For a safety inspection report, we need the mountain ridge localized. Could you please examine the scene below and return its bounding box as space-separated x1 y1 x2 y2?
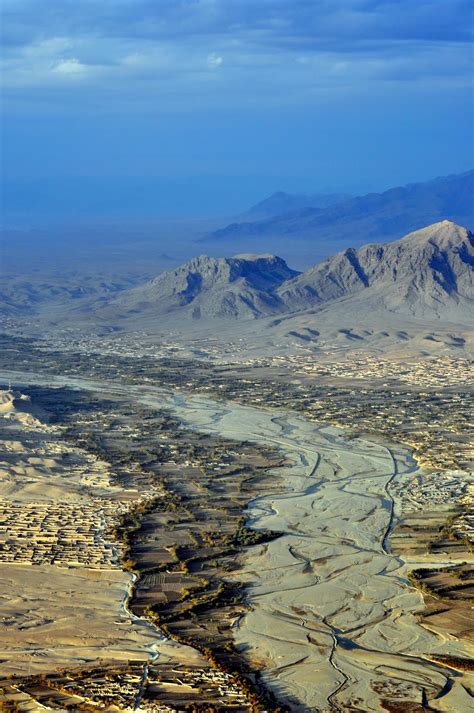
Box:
87 220 473 326
277 221 474 319
242 190 352 220
206 170 474 249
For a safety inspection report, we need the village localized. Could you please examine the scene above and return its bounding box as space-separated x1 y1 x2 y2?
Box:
268 351 473 387
0 500 121 569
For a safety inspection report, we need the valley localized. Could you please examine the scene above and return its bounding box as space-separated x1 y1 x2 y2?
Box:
2 1 473 709
0 322 472 711
0 210 473 712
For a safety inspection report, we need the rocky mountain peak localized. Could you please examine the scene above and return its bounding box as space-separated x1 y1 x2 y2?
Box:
90 221 473 325
398 220 472 248
111 252 298 320
278 221 474 316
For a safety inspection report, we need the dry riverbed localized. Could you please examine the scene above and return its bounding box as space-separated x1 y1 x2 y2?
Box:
164 393 474 712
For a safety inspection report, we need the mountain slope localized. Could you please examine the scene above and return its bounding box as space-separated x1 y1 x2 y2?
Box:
98 254 299 321
277 221 474 318
243 191 352 220
87 221 473 328
0 273 145 318
207 170 474 248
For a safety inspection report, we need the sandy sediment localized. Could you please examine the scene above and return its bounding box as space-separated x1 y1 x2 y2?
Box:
0 563 155 676
163 394 474 712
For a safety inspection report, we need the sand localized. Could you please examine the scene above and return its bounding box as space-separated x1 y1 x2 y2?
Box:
0 564 156 676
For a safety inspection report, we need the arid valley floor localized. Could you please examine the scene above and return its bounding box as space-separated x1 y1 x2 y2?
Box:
0 328 472 712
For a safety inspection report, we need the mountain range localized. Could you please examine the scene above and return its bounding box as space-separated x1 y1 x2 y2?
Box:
242 191 352 220
92 221 473 326
206 170 474 250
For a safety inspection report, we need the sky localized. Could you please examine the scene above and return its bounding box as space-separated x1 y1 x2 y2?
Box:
1 0 473 223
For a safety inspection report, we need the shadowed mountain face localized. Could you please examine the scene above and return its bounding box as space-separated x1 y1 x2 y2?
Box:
104 253 300 320
93 221 473 324
208 170 474 248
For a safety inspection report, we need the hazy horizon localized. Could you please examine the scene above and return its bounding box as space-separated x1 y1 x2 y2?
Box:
1 0 473 227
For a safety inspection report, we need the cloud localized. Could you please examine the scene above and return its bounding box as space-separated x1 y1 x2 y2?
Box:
53 58 87 75
207 52 223 69
1 0 472 111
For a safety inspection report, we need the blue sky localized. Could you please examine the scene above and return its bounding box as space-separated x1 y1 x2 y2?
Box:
1 0 473 222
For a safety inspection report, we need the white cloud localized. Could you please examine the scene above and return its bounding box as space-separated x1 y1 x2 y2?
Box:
52 57 88 75
207 52 223 69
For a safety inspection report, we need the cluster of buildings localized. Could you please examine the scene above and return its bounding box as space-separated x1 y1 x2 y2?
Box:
454 489 474 544
0 500 121 569
63 669 142 708
390 470 472 512
390 471 474 512
268 353 472 387
146 666 250 710
390 469 474 546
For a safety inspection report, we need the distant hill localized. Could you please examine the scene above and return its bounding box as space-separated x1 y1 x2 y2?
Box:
207 170 474 248
242 190 352 220
0 273 146 318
